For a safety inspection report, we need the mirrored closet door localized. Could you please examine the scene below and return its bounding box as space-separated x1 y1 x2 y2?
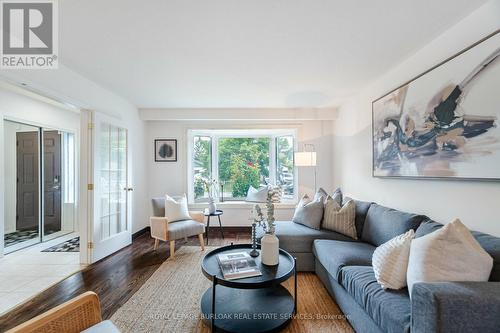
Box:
3 120 76 253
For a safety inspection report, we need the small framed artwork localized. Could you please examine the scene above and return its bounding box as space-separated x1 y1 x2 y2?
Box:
155 139 177 162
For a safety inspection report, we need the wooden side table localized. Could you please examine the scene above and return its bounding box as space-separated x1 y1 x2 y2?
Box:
204 209 224 245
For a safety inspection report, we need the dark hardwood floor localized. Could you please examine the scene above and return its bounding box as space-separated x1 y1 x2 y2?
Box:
0 227 251 332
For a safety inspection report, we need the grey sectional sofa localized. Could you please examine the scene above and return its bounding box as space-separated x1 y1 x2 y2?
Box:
260 199 500 333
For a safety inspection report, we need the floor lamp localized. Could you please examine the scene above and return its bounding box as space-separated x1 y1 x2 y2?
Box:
294 144 317 192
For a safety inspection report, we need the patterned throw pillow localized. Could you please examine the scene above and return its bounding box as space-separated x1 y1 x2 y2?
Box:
322 197 357 239
314 187 329 202
314 187 342 206
292 195 324 230
372 229 415 290
332 187 343 205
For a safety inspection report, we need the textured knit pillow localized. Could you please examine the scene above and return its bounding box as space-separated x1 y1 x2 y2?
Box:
292 195 324 230
322 198 357 239
407 219 493 296
164 194 191 222
372 229 415 289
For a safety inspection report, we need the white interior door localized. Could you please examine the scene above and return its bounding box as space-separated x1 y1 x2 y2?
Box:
90 112 131 262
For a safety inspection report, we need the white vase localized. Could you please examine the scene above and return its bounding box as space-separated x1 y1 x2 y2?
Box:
261 233 279 266
208 197 216 214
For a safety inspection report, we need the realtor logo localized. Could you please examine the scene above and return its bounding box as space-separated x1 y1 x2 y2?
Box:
1 0 58 69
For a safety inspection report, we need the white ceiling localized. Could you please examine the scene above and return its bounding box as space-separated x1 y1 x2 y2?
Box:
59 0 487 108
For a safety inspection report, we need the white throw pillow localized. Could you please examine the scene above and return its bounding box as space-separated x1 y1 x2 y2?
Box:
372 229 415 290
322 198 357 239
245 186 269 203
407 219 493 296
164 194 191 222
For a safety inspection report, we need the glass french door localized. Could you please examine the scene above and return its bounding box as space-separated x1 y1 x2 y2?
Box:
91 114 131 262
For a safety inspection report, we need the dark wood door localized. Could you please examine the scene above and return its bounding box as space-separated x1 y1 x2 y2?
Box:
16 131 40 231
43 131 62 235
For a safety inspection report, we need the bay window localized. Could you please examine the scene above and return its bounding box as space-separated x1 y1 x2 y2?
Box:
188 129 297 203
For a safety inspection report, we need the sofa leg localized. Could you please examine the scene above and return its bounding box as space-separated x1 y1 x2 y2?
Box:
154 239 159 250
170 240 175 258
198 234 205 251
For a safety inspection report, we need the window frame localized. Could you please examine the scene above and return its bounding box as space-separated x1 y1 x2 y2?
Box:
187 129 298 204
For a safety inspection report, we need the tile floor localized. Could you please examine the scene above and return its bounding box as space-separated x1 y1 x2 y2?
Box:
0 233 86 315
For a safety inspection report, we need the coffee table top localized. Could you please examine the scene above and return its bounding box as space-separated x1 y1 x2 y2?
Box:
201 244 295 289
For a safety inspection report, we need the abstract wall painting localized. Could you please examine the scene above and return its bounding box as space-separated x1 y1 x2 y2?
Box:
155 139 177 162
373 30 500 180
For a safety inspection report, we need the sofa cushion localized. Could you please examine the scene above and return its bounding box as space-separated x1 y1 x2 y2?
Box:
340 266 411 333
414 219 442 238
152 197 165 217
258 221 357 254
313 239 375 282
351 199 373 239
416 219 500 282
168 220 205 239
361 204 425 246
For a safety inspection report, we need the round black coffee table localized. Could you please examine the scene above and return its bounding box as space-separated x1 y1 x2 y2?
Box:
201 243 297 333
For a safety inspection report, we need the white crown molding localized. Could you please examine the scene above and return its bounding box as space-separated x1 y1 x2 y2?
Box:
139 108 338 121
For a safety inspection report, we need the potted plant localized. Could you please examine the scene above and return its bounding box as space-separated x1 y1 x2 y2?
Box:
202 178 218 214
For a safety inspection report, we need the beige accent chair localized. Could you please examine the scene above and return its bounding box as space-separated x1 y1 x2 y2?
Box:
7 292 120 333
150 197 205 257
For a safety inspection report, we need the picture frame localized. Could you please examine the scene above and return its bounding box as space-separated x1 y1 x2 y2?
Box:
155 139 177 162
372 29 500 181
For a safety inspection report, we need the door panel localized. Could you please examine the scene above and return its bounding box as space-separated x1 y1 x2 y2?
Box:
90 113 131 263
16 132 40 231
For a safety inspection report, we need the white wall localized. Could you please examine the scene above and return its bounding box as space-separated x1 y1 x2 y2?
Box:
333 0 500 235
145 118 335 226
0 65 149 236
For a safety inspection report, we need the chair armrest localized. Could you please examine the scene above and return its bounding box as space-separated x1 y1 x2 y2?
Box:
411 281 500 333
150 216 169 241
7 291 102 333
189 211 205 224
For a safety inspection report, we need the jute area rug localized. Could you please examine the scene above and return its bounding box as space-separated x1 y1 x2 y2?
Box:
111 246 353 333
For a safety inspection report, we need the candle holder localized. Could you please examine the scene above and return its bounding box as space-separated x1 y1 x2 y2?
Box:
249 221 260 257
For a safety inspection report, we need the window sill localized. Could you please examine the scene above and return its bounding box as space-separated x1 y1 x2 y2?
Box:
189 201 297 210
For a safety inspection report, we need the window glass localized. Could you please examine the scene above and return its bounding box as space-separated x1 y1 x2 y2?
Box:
193 136 212 202
218 137 270 200
189 131 296 203
276 135 295 199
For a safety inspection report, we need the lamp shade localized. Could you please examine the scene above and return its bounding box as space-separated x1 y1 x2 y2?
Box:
294 151 316 167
